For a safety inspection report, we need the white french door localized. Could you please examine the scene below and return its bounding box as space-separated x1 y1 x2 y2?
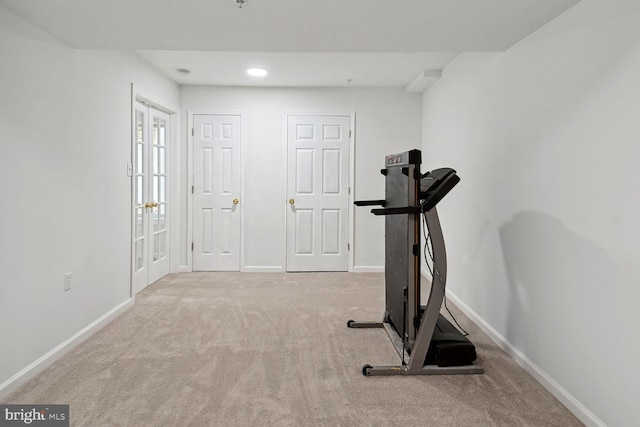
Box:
286 114 351 272
132 101 171 294
192 114 242 271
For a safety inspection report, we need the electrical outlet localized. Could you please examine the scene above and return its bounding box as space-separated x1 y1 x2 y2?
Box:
64 273 72 291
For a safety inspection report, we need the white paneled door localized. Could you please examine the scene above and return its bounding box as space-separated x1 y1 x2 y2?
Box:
132 101 171 294
193 114 241 271
286 115 351 271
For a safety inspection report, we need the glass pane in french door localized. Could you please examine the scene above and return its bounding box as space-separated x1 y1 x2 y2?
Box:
134 108 146 272
151 114 168 263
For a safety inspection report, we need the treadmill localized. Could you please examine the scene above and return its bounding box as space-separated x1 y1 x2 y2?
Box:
348 149 483 376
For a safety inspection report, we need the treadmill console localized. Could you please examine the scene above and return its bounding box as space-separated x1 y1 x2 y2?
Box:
385 149 421 168
420 168 460 211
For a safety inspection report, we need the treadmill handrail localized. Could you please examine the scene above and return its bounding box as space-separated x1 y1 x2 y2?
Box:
354 200 386 207
371 206 421 216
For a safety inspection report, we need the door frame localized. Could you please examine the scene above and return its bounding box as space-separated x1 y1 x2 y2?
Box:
130 84 180 298
187 110 246 272
283 112 356 272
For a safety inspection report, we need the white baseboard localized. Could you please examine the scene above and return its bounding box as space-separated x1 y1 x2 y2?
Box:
242 266 285 273
445 290 605 427
352 266 384 273
0 298 134 400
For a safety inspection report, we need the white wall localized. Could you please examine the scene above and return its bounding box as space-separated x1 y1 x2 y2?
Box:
421 1 640 426
0 6 179 392
180 86 422 271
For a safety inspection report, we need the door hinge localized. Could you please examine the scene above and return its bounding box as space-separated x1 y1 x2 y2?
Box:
348 187 351 195
192 185 194 194
192 128 194 136
348 243 351 251
191 242 194 251
349 130 352 138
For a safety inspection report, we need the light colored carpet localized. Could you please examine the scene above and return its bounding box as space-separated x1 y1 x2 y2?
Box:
3 273 583 426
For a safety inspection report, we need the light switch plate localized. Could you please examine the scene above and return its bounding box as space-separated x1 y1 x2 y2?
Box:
64 273 72 291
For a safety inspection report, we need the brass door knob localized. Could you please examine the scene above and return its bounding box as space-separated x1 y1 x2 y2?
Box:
288 198 295 205
233 198 239 205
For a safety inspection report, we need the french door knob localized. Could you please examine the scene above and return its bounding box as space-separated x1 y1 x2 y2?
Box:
233 198 239 205
288 198 295 205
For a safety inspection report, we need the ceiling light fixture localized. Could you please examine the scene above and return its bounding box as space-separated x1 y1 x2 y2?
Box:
177 68 191 75
247 68 268 77
234 0 247 8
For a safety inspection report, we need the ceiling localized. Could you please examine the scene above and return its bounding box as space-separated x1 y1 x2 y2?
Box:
0 0 581 89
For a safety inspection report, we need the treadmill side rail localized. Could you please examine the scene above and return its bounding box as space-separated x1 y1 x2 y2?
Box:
363 364 484 376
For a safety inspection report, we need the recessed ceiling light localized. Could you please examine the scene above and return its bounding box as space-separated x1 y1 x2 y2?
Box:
177 68 191 75
247 68 268 77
